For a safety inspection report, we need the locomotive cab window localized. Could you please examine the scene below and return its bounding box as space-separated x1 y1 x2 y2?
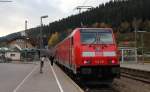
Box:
81 32 96 44
80 29 114 44
98 32 113 44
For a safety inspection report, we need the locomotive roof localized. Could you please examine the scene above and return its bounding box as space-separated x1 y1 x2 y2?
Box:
79 28 112 30
69 28 112 37
55 28 113 48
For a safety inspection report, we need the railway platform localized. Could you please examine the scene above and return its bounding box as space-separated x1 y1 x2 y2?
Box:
17 60 84 92
121 63 150 72
0 59 83 92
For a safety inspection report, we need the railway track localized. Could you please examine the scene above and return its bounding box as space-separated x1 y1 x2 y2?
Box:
121 67 150 84
81 84 117 92
69 75 119 92
72 67 150 92
121 72 150 84
78 67 150 92
57 64 118 92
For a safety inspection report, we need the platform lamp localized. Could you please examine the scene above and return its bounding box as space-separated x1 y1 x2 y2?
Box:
25 20 28 48
40 15 48 55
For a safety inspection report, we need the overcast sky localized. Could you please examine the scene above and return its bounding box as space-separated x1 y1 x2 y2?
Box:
0 0 110 37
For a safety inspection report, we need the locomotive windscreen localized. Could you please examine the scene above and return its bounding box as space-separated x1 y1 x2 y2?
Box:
80 29 113 44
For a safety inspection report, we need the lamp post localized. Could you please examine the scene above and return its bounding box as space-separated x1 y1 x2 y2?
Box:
24 20 28 62
40 15 48 50
25 20 28 48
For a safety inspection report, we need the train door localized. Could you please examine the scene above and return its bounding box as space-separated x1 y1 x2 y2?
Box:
69 37 73 69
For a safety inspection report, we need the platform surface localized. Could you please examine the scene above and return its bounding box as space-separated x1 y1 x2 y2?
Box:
0 60 83 92
121 63 150 72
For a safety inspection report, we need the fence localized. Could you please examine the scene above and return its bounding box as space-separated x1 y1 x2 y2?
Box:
119 47 137 63
21 49 40 62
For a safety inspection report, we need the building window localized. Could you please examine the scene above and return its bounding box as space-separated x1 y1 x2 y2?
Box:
11 54 15 57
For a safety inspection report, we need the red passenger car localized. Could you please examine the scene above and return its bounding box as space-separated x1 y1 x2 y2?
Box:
54 28 120 82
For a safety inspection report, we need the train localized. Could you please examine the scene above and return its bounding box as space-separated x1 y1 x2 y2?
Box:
54 28 120 83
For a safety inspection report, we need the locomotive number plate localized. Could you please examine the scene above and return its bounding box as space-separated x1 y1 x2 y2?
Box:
95 52 102 56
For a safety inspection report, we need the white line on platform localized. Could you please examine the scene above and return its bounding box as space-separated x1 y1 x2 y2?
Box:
49 61 64 92
59 68 84 92
13 65 38 92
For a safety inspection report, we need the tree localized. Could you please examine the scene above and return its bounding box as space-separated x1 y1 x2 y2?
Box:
120 21 130 32
48 32 60 47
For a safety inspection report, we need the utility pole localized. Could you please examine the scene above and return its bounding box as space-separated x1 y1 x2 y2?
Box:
75 6 93 27
134 18 138 63
137 31 146 64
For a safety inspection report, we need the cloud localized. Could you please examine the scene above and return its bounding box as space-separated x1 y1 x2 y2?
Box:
0 0 65 36
0 0 110 37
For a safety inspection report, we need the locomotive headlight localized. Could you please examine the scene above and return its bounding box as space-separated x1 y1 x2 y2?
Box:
108 59 117 64
83 60 91 64
112 60 116 64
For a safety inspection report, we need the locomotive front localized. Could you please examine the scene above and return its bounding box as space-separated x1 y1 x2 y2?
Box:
76 28 120 80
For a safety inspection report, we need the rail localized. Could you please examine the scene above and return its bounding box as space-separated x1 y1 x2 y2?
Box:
121 67 150 84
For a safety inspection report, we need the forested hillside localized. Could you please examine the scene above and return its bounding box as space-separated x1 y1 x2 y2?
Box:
1 0 150 48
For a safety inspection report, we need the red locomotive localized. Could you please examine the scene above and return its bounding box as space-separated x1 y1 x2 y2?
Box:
54 28 120 82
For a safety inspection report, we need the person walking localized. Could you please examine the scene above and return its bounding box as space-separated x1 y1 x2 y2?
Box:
49 55 54 66
40 56 46 73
